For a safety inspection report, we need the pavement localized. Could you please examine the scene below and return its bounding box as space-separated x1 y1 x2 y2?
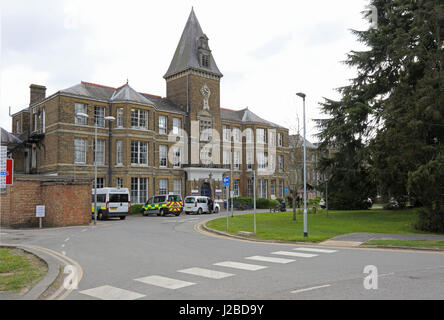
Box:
1 210 444 300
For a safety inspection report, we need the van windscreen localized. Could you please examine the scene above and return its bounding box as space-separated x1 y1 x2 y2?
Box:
168 195 182 202
109 194 129 203
185 197 196 203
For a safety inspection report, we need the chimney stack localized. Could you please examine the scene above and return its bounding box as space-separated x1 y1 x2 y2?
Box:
29 84 47 106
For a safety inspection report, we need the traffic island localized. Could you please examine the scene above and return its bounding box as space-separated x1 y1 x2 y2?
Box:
0 247 48 298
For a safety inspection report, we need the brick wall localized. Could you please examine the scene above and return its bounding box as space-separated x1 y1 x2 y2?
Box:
0 175 93 228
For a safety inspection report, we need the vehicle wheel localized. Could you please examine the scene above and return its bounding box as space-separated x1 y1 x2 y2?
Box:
160 209 166 217
98 212 104 220
214 207 219 214
120 216 126 220
175 212 180 217
198 208 203 215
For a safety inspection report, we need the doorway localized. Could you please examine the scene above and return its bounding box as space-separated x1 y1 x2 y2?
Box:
201 182 212 197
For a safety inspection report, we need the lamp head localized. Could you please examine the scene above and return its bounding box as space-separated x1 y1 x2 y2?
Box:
296 92 306 99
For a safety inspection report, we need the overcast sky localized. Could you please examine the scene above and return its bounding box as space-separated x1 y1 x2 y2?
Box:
0 0 370 141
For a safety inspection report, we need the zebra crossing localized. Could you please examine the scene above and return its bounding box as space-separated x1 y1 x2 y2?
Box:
79 247 338 300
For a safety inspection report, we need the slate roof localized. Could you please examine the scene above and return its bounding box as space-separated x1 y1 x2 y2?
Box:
1 128 23 145
220 108 286 129
60 81 185 115
290 134 316 149
164 8 223 79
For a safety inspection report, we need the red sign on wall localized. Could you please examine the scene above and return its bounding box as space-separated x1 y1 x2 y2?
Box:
6 159 13 185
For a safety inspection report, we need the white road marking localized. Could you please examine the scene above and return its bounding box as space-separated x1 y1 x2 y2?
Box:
65 238 70 242
245 256 295 264
291 284 331 294
178 267 234 279
293 248 338 254
61 244 65 248
272 251 318 258
81 229 87 233
135 275 195 290
80 285 145 300
214 261 268 271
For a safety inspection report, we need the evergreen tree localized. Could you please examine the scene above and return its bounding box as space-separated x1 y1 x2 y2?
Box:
316 0 443 220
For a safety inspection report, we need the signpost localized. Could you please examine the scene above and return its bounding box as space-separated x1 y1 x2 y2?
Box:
36 205 45 229
223 177 230 231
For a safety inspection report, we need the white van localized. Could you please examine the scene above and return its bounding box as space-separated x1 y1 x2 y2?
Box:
184 196 220 215
92 188 131 220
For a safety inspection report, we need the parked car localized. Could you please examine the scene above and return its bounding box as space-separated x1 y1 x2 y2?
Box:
142 194 183 216
91 188 130 220
184 196 220 215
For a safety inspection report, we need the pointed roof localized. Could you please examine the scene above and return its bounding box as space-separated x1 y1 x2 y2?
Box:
59 81 185 114
221 108 286 129
110 83 155 105
164 8 223 79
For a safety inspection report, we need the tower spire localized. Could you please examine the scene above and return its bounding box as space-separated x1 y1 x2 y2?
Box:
164 8 223 79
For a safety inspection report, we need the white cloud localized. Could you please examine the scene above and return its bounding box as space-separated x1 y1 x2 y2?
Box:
0 0 372 140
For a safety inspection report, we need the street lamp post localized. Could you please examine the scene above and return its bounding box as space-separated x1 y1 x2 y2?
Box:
76 112 115 226
296 93 308 238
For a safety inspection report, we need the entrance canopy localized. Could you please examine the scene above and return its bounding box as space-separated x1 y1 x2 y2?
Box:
183 167 227 181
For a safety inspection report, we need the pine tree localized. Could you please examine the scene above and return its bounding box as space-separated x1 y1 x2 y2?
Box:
316 0 443 220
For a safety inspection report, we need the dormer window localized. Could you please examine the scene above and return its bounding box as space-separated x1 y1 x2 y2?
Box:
198 34 211 68
201 54 210 68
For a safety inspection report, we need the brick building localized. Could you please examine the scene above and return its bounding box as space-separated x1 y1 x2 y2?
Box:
9 9 290 204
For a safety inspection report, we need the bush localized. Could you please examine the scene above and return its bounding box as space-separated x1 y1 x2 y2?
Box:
255 198 269 209
415 207 444 233
130 204 144 214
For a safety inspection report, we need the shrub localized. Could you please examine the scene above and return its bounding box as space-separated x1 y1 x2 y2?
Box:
130 204 144 215
415 207 444 233
255 198 269 209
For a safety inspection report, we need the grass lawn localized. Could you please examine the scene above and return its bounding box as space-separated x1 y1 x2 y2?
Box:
205 209 441 243
0 247 48 294
363 239 444 250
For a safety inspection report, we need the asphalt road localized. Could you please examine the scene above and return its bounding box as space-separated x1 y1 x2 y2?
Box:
1 212 444 300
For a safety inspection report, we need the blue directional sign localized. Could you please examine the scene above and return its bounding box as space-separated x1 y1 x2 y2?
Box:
284 188 290 195
223 177 230 187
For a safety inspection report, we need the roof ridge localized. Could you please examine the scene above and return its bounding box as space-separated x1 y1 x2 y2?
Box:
140 92 163 99
81 81 116 91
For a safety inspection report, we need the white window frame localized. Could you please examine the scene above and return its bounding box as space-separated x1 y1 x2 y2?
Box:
75 103 87 125
94 140 105 165
116 140 123 165
159 116 167 135
159 145 168 168
279 155 284 172
117 108 124 128
233 151 240 170
173 147 181 168
94 106 105 128
173 118 181 135
74 138 87 164
257 128 267 144
223 125 231 142
246 151 254 170
278 133 283 147
159 179 168 195
131 141 148 165
174 179 182 195
131 177 148 204
131 108 148 130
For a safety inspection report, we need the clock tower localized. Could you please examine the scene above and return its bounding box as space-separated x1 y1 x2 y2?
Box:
164 8 226 196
